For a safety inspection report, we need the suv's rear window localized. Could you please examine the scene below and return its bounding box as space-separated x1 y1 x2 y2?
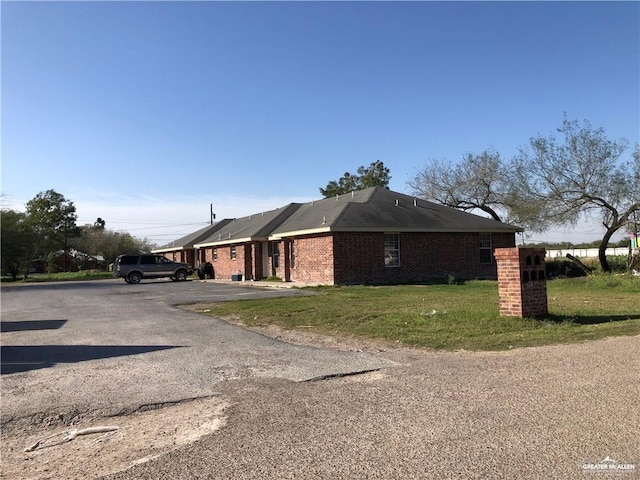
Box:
119 256 138 265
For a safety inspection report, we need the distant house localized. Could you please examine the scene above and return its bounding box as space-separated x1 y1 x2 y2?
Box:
31 250 106 273
155 187 522 285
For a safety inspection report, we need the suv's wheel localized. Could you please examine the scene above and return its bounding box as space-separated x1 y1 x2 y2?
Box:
175 269 188 281
128 272 142 284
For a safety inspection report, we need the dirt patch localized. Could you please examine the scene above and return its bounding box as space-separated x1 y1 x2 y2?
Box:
1 396 228 480
181 303 405 354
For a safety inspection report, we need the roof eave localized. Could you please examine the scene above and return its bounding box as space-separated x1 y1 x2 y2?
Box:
271 225 522 238
152 246 187 253
194 236 268 248
268 226 332 240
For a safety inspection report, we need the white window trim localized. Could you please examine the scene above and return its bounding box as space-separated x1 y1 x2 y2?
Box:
384 233 401 268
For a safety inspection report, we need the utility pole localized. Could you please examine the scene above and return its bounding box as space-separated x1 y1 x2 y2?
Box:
210 204 216 224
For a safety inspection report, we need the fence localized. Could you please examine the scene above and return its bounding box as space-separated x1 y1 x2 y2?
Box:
545 247 630 259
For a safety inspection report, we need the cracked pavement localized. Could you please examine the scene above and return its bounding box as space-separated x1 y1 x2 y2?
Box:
1 279 397 422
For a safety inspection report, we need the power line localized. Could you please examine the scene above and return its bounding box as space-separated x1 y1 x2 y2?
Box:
77 219 209 230
111 223 210 232
77 217 209 226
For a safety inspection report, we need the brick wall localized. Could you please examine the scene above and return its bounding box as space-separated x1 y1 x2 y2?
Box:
288 231 515 285
495 247 548 318
193 231 517 285
160 249 196 269
205 244 248 280
330 231 515 284
288 235 335 284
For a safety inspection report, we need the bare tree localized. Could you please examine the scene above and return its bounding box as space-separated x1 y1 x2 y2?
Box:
408 116 638 272
408 150 515 223
513 117 639 272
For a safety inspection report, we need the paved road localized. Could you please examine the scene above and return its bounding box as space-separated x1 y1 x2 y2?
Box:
1 279 395 421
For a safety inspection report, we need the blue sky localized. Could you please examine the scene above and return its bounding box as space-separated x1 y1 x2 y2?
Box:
2 1 639 245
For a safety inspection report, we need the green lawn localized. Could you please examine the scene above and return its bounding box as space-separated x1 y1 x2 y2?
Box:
1 270 114 283
194 276 640 351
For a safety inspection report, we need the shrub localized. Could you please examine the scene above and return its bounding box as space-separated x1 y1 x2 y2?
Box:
545 259 587 278
584 272 640 292
264 276 283 282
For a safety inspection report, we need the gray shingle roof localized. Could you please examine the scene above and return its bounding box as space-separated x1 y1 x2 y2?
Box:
194 203 302 247
270 187 522 237
153 220 233 252
179 187 521 249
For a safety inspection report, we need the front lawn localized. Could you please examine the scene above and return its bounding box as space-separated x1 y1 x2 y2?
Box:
194 276 640 351
1 270 114 283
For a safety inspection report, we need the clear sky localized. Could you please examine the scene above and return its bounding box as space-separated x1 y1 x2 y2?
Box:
2 1 639 246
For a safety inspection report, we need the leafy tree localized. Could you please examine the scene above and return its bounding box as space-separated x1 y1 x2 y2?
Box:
70 225 154 267
25 190 81 272
71 218 109 263
358 160 391 189
1 210 33 279
97 230 154 265
513 117 639 272
3 191 157 276
320 160 391 197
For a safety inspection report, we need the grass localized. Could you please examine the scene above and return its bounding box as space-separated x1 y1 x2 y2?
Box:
1 270 114 283
196 276 640 351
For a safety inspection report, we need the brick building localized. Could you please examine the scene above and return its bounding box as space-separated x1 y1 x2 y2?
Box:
152 221 232 269
154 187 522 285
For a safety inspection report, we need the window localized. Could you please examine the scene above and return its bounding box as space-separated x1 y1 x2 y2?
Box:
213 248 218 261
384 233 400 267
271 242 280 268
140 255 156 265
230 246 236 260
479 233 493 264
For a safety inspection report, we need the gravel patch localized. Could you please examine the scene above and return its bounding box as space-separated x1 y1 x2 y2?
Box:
102 334 640 480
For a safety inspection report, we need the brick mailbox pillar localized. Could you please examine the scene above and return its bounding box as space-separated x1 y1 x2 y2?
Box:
494 247 548 318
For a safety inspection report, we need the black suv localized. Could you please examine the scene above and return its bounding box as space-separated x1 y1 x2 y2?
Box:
113 254 192 284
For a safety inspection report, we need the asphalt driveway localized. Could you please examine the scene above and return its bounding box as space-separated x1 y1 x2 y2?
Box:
2 279 639 479
1 279 395 421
